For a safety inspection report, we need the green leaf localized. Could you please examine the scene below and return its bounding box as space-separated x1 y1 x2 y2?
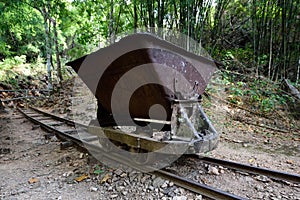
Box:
93 169 104 175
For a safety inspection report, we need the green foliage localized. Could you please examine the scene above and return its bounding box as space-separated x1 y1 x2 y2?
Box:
0 55 46 87
220 72 292 113
0 0 299 87
0 55 26 70
93 165 104 175
0 1 44 59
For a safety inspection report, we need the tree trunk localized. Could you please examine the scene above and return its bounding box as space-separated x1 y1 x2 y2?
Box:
268 19 273 79
109 0 114 44
147 0 154 27
252 0 257 74
133 0 138 30
297 59 300 84
52 18 62 86
42 8 52 90
157 0 164 28
281 0 287 79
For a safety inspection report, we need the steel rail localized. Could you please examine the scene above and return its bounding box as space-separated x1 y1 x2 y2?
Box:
28 106 88 128
84 140 246 200
0 89 51 92
18 106 247 200
152 169 246 200
17 107 87 145
1 96 48 102
82 142 246 200
0 89 51 102
190 155 300 184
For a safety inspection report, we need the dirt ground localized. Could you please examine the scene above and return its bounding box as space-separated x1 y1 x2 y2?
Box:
0 103 299 200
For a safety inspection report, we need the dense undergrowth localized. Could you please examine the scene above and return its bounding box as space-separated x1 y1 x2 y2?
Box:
207 70 299 119
0 56 69 108
0 55 48 89
226 72 296 112
0 55 73 90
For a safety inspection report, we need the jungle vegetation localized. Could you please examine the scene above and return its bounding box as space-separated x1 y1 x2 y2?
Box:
0 0 299 86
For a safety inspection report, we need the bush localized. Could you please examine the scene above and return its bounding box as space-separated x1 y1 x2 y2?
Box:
219 71 292 113
0 55 46 88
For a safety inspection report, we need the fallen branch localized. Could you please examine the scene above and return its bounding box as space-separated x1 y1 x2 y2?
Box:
283 79 300 100
233 116 290 133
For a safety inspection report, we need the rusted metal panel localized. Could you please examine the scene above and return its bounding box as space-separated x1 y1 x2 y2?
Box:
67 33 216 122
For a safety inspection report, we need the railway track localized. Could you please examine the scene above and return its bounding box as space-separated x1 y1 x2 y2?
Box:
18 106 300 200
189 155 300 184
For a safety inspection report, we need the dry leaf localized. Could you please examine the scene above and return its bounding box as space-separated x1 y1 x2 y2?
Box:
201 178 208 184
18 103 25 108
286 160 294 164
100 174 111 184
28 177 39 184
75 174 89 182
2 92 8 97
